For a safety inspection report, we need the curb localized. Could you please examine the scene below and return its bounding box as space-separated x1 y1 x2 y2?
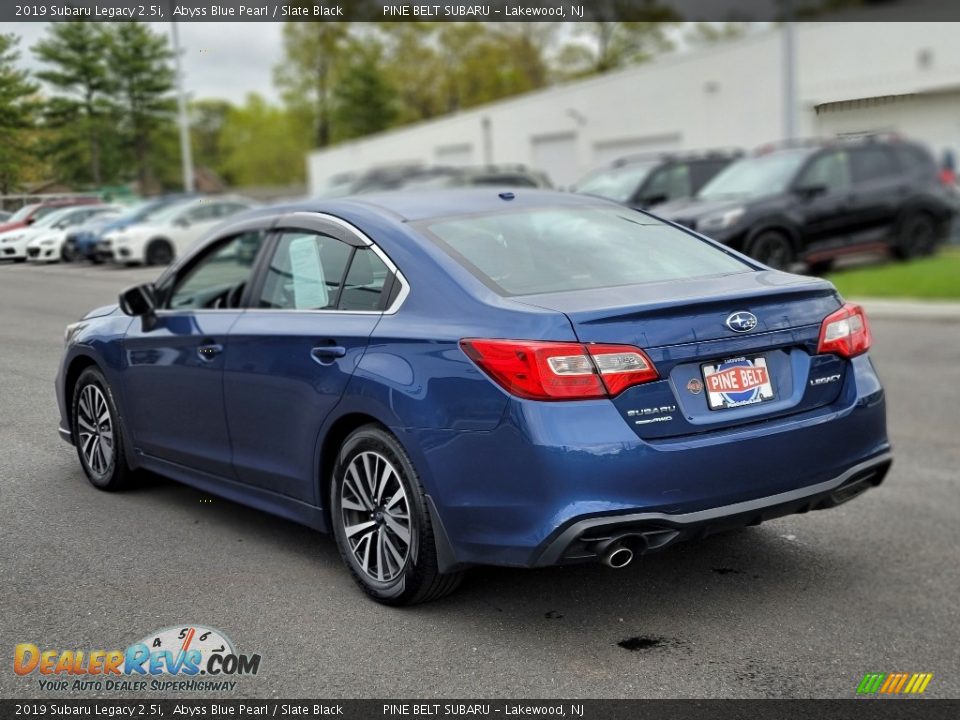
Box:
852 298 960 322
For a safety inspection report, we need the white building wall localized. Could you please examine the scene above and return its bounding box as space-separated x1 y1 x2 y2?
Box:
307 22 960 193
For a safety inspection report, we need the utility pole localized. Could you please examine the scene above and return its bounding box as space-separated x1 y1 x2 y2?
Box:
170 19 195 193
782 0 798 141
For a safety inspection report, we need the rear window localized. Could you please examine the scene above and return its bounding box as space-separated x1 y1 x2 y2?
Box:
422 205 751 297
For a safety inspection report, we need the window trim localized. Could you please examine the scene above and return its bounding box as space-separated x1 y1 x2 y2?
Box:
151 211 409 316
246 212 409 316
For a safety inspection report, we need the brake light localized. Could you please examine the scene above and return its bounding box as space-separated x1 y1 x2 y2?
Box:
460 339 658 400
817 303 871 358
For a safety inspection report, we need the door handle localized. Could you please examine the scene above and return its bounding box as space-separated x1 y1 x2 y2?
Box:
197 343 223 361
311 345 347 364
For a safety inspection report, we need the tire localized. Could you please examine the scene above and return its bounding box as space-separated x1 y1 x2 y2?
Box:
71 367 136 491
62 244 77 262
746 231 795 271
145 239 174 266
893 212 937 260
330 425 463 605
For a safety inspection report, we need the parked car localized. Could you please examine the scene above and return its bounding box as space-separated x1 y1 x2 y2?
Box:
656 136 957 271
319 165 551 197
395 165 553 191
0 197 101 238
573 150 741 209
66 193 199 263
26 206 124 263
1 204 109 262
98 196 257 265
65 194 198 263
57 189 890 605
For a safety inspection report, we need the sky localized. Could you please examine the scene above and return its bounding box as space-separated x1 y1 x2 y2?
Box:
12 22 287 105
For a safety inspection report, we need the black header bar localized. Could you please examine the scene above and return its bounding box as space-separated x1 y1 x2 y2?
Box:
2 699 960 719
4 0 960 23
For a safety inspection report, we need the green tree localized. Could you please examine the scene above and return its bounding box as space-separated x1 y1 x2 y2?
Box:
331 41 396 142
274 21 352 148
379 22 552 123
219 93 310 187
378 23 445 124
562 22 676 76
33 22 115 186
106 22 175 192
0 33 39 194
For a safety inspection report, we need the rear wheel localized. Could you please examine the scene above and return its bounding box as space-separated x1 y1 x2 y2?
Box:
747 231 794 271
893 212 937 260
71 367 136 491
145 239 174 266
330 425 463 605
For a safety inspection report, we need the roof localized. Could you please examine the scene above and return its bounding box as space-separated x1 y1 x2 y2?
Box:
316 188 610 223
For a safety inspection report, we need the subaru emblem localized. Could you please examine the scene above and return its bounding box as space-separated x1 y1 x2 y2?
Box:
725 311 758 333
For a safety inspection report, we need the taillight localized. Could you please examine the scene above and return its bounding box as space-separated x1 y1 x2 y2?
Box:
817 303 871 358
459 339 658 400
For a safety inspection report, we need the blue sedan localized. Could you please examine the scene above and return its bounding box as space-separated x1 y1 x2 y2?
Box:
55 190 891 604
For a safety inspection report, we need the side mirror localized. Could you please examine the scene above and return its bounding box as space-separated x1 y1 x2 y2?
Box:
640 193 668 207
119 283 157 317
795 183 827 200
25 217 35 225
175 217 190 228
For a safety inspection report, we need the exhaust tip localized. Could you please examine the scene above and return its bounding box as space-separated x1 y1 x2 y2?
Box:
603 546 634 569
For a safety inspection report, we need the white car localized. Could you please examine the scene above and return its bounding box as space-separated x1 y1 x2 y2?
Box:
1 205 114 262
26 206 123 263
101 196 257 265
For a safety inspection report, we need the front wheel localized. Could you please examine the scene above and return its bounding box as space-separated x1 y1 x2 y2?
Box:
330 425 463 605
71 367 136 491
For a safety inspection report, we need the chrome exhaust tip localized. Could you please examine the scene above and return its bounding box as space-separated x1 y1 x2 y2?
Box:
602 545 634 569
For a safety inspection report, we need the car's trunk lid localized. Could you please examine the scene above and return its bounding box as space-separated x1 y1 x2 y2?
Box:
514 270 846 439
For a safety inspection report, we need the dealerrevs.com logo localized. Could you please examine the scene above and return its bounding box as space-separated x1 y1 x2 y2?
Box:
14 625 261 692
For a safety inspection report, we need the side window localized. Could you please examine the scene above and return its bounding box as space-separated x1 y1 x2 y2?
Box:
184 204 218 223
690 161 729 192
642 164 691 201
798 151 850 193
851 147 900 183
259 232 353 310
167 231 265 310
339 248 391 311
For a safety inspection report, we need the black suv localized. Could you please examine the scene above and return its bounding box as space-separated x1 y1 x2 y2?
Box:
572 150 741 209
656 137 956 271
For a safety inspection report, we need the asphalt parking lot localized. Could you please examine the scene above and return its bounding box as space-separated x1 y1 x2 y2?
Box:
1 260 958 699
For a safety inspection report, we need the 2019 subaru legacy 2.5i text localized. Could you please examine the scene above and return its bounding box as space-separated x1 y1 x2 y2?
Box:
56 190 891 604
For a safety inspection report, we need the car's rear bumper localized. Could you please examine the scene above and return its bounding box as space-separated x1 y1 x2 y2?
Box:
532 451 891 566
400 353 890 570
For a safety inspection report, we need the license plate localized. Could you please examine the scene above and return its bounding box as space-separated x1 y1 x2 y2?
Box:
701 355 775 410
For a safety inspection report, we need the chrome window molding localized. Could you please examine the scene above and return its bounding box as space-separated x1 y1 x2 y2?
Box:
155 211 410 317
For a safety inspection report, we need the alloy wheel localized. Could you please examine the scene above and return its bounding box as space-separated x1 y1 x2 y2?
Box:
77 384 114 476
340 451 412 582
